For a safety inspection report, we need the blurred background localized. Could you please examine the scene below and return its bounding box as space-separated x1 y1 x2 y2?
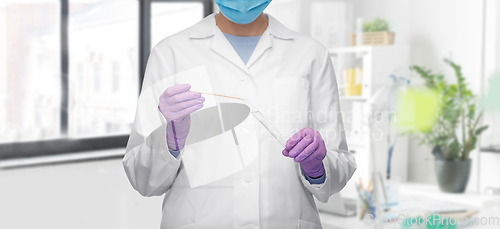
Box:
0 0 499 228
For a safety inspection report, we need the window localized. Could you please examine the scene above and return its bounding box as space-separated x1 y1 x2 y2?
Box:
0 0 61 144
68 0 139 138
0 0 213 160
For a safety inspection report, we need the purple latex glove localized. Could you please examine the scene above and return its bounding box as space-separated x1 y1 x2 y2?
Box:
282 127 327 178
158 84 205 151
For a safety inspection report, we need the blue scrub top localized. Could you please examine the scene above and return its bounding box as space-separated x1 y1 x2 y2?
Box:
223 33 261 65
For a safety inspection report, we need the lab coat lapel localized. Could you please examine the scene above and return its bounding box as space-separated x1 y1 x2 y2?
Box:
246 29 272 68
210 27 251 75
246 14 294 68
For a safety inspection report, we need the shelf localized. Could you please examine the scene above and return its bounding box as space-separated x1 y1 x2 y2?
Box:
339 96 367 101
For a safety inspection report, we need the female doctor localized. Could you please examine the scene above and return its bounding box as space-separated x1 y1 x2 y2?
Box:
123 0 356 228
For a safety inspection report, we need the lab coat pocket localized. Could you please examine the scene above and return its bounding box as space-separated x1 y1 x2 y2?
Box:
272 77 310 138
298 219 323 229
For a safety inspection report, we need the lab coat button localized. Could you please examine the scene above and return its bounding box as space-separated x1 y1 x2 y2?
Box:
244 174 253 183
243 78 251 84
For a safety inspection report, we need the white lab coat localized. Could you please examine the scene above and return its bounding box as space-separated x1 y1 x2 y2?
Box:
123 13 356 229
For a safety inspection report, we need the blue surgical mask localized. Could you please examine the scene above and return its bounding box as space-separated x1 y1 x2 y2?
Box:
215 0 272 24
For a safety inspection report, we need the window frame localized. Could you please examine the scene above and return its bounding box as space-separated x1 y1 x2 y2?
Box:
0 0 213 161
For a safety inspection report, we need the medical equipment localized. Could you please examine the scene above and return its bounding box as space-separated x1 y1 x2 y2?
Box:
363 75 410 216
192 90 352 155
386 75 410 179
215 0 272 24
192 91 287 147
250 101 352 154
246 101 288 148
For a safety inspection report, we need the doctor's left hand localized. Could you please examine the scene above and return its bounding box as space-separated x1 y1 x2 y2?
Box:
158 84 205 151
282 128 327 178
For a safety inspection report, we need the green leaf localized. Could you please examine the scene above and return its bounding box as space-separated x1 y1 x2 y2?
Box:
363 18 389 32
475 126 489 136
467 104 476 120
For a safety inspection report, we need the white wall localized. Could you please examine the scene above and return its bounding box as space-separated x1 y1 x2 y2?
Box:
498 0 500 71
0 3 6 138
496 0 500 72
265 0 303 34
0 155 163 229
484 0 498 80
409 0 484 92
480 0 500 192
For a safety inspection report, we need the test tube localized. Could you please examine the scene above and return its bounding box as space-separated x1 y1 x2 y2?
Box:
244 100 353 154
244 100 287 148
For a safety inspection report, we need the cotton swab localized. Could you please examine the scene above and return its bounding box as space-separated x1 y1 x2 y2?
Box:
190 90 244 100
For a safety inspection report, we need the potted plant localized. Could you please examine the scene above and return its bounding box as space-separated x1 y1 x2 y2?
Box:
351 18 395 46
409 59 488 193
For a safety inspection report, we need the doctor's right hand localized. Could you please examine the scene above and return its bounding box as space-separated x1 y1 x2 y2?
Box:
158 84 205 151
